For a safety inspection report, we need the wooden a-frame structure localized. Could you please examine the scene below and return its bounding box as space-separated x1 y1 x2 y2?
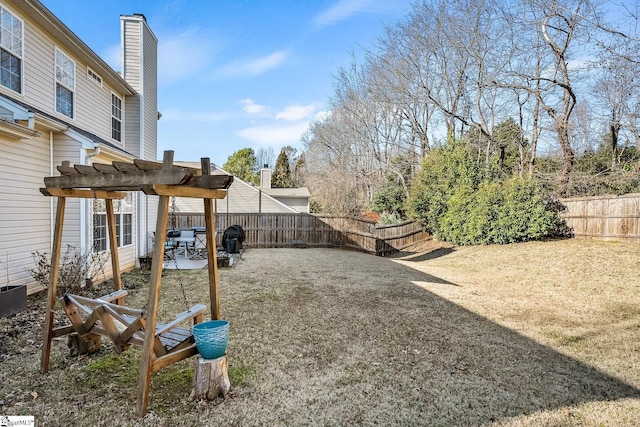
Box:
39 150 233 416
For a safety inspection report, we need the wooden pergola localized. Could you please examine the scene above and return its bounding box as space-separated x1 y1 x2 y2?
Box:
39 150 232 416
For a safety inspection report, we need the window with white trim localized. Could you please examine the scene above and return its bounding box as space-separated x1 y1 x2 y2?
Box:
111 93 122 141
92 193 133 252
0 6 23 93
55 49 74 117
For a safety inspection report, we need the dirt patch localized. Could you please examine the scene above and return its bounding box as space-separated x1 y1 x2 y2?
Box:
1 240 639 426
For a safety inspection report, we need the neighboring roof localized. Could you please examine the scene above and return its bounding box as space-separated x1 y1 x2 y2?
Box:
11 0 136 96
172 163 299 213
262 187 311 198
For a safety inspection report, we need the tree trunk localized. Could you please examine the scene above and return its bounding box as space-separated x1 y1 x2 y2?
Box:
191 356 231 401
556 119 575 197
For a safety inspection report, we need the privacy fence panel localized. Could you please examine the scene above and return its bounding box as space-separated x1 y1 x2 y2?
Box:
561 193 640 242
172 212 430 256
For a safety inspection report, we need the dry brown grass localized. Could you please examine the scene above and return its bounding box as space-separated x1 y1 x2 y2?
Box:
1 238 639 426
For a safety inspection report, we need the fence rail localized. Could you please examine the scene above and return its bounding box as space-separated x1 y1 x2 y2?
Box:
170 213 430 256
561 193 640 242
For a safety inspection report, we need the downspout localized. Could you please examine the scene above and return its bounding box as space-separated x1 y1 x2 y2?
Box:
82 145 101 256
49 131 54 250
138 22 145 262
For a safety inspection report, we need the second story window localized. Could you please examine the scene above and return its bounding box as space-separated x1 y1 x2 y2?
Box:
55 49 74 118
111 94 122 141
0 6 23 93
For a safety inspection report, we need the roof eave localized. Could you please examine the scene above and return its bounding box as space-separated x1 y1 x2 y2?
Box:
13 0 136 96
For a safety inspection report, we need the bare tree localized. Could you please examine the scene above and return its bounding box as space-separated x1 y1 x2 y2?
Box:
255 147 275 170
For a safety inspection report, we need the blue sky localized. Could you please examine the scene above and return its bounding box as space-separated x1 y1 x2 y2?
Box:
41 0 413 166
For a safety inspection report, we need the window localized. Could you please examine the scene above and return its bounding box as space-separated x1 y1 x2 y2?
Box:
111 94 122 141
92 193 133 252
87 68 102 86
0 6 22 93
93 200 107 252
55 49 74 117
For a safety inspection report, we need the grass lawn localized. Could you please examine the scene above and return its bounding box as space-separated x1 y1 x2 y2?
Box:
1 238 639 426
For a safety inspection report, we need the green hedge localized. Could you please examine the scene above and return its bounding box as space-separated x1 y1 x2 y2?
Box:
408 143 564 245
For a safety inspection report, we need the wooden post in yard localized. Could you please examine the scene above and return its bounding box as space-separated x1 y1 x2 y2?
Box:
41 196 66 373
136 151 173 416
105 198 123 303
202 157 220 320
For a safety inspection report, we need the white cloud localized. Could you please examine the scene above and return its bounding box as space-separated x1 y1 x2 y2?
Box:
240 98 267 114
220 50 290 77
313 0 378 28
275 104 316 121
158 28 217 84
237 122 310 146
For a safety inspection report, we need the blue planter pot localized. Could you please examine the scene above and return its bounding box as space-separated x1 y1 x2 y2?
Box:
193 320 229 359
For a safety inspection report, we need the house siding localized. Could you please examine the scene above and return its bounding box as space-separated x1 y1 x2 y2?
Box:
52 134 81 250
0 3 159 293
0 3 121 145
142 22 157 161
175 178 297 214
0 130 51 293
123 17 141 158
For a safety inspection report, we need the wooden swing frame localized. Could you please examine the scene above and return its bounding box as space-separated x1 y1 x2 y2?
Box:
39 150 232 416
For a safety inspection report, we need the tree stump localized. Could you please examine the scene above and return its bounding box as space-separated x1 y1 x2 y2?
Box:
191 356 230 400
67 333 101 355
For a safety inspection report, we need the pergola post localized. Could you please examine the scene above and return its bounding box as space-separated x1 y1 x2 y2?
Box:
202 158 220 320
136 151 173 416
40 196 66 373
105 199 123 303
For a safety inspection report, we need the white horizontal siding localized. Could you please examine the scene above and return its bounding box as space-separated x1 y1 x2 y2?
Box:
174 181 296 214
0 5 126 145
142 23 157 161
0 132 51 293
52 134 81 249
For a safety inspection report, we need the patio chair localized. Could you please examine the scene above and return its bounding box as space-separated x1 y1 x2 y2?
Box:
190 229 207 260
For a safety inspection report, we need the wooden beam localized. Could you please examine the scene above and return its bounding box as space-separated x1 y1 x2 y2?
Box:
154 304 207 336
52 325 76 337
112 161 140 172
133 159 163 170
152 344 199 372
93 163 118 174
145 185 227 199
74 164 101 174
57 160 78 175
137 150 173 417
189 174 234 189
202 158 221 320
41 196 66 373
44 168 194 190
39 188 127 199
106 199 123 296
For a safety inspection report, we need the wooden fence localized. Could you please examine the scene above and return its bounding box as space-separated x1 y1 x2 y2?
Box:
171 213 430 256
560 193 640 242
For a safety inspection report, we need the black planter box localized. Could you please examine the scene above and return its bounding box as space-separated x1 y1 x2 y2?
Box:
0 285 27 318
